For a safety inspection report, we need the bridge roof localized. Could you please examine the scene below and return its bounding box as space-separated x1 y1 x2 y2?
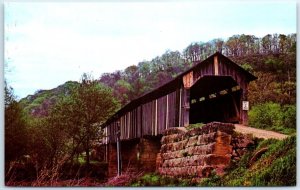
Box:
102 52 257 128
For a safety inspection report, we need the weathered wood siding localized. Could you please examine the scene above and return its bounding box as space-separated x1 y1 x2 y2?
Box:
106 89 185 143
104 53 256 143
192 55 248 88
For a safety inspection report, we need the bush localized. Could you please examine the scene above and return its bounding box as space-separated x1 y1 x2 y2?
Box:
249 102 296 135
130 173 195 187
210 135 296 186
187 123 205 130
282 105 296 130
199 170 221 186
249 102 281 129
141 174 160 186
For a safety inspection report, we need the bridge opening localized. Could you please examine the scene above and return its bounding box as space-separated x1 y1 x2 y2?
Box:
189 75 241 124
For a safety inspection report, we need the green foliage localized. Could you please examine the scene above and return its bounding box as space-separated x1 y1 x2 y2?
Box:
282 105 296 130
130 173 196 187
187 123 205 130
249 102 296 135
141 174 160 186
46 74 120 166
7 33 297 184
249 102 281 129
198 136 296 186
199 170 221 186
265 58 283 72
5 83 28 162
7 75 120 177
19 81 80 117
240 63 253 72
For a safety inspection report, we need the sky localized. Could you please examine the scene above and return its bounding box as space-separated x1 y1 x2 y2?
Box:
4 1 296 99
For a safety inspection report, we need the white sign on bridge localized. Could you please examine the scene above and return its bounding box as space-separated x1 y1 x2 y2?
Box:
242 101 249 111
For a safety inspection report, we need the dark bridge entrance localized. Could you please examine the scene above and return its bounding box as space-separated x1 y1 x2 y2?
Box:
189 75 241 124
103 52 257 177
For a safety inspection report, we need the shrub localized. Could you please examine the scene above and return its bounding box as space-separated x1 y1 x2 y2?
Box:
282 105 296 130
249 102 296 135
130 173 195 187
241 63 253 72
141 173 160 186
187 123 205 130
209 135 296 186
199 170 221 186
249 102 281 129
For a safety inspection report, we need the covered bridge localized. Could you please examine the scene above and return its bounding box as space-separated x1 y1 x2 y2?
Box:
101 52 256 176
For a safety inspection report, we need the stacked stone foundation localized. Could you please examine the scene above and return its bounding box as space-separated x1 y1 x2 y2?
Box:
107 122 254 178
158 122 235 178
108 136 161 177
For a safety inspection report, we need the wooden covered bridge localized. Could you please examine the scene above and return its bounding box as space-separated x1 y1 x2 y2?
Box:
101 52 257 176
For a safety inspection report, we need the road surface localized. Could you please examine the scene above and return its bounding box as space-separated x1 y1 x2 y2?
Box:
234 124 288 140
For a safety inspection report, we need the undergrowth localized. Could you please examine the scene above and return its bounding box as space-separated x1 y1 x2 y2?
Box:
129 135 296 187
130 173 196 187
249 102 296 135
186 123 205 130
198 135 296 186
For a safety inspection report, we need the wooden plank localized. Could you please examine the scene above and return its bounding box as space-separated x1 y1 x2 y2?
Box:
140 105 143 137
183 88 190 127
132 109 135 138
241 83 249 125
155 99 158 136
179 88 182 127
127 112 130 139
214 55 219 75
183 71 193 89
165 94 169 129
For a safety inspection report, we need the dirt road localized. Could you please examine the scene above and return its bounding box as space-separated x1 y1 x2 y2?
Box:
234 124 288 140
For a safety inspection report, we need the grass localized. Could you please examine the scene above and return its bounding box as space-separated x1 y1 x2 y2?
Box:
130 173 196 187
129 135 296 187
198 135 296 186
186 123 205 130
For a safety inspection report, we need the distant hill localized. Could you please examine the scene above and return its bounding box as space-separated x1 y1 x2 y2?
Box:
19 33 296 118
19 52 296 118
19 81 79 117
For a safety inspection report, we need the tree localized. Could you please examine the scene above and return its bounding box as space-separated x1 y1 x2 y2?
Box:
113 79 132 106
48 74 120 167
5 82 28 162
261 34 272 54
225 35 240 56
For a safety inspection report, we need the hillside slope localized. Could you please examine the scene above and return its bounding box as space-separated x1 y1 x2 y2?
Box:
127 135 296 187
200 135 296 186
19 81 79 117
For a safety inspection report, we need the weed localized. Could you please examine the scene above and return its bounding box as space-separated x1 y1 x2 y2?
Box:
187 123 205 130
211 135 296 186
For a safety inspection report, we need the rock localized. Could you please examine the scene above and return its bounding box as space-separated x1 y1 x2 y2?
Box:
201 166 214 177
187 136 198 147
163 127 187 136
204 154 231 166
213 143 233 156
197 132 216 145
216 131 232 145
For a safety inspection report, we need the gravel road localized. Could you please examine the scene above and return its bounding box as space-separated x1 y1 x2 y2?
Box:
234 124 288 140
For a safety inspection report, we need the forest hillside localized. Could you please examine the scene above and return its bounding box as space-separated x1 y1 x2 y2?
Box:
5 33 296 186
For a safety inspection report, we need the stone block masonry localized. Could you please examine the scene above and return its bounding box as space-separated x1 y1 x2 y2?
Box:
108 136 161 177
158 122 251 178
107 122 253 178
